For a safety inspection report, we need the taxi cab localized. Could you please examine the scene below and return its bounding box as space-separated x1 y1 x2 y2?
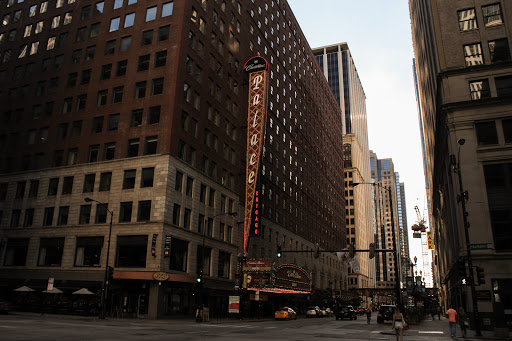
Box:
275 307 297 320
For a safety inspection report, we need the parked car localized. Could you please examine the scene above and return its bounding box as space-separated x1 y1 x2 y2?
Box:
306 306 321 318
321 307 333 317
275 307 297 320
377 305 397 324
357 307 366 315
0 300 13 314
335 305 357 320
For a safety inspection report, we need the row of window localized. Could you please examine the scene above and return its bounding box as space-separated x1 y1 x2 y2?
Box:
4 235 232 279
474 117 512 146
457 3 503 32
464 38 510 67
108 2 173 33
470 75 512 101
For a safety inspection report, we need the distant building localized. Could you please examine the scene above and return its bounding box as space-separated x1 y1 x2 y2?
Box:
410 0 512 324
396 175 412 287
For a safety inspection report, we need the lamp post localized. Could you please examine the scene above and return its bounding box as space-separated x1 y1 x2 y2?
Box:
352 182 401 308
197 211 238 322
452 138 482 336
84 197 113 320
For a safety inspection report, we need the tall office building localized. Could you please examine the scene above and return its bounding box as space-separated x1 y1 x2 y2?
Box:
395 175 411 287
410 0 512 325
313 43 374 305
0 0 346 319
369 151 401 305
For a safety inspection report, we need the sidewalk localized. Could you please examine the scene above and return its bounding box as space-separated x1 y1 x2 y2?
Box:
408 316 510 340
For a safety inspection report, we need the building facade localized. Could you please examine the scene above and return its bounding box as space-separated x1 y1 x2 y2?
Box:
396 176 411 287
0 0 346 319
312 43 374 306
410 0 512 329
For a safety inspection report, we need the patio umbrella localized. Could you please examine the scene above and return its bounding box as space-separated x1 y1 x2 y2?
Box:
13 286 35 292
72 288 95 295
42 287 63 294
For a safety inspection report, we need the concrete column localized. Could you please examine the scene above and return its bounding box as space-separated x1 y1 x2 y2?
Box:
147 281 163 319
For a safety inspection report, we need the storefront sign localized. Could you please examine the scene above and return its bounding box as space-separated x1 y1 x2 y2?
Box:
245 272 271 287
152 272 169 281
228 296 240 313
476 290 492 300
243 56 269 253
164 235 171 257
273 264 311 292
470 243 489 250
151 234 158 257
427 231 433 249
243 259 271 272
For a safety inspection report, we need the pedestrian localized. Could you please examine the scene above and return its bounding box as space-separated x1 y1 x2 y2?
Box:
446 306 458 338
366 308 372 324
459 307 468 338
430 306 436 320
437 306 441 320
392 308 404 341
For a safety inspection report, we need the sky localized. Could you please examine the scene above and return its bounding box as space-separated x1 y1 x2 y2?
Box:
287 0 431 284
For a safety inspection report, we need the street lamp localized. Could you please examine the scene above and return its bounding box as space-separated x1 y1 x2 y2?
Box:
452 138 482 336
352 182 401 308
84 197 113 320
197 211 238 322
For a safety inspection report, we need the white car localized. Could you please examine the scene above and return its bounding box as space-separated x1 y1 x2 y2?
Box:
306 306 320 318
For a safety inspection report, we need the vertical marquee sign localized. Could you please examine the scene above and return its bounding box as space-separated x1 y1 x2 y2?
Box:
243 56 269 253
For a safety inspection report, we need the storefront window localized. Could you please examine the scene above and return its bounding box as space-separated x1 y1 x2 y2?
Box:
116 235 147 267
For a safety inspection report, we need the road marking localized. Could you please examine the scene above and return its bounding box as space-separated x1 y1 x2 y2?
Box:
419 331 444 334
0 325 17 329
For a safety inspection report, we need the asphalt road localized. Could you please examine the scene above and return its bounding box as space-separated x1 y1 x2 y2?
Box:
0 313 470 341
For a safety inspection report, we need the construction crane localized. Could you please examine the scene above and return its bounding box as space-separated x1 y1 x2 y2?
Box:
411 205 427 233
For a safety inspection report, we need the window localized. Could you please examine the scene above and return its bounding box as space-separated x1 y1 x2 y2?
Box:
184 208 191 229
110 17 121 32
112 86 124 103
475 121 498 146
146 6 157 22
113 0 123 10
97 90 108 106
57 206 69 225
10 210 21 227
151 77 164 95
116 60 127 76
62 176 73 195
83 174 96 193
119 35 131 51
0 184 7 200
127 138 140 157
144 136 158 155
92 116 104 133
141 30 153 45
71 49 81 63
162 2 173 17
218 251 230 278
489 38 510 63
105 39 115 55
155 50 167 67
38 238 64 266
130 109 143 126
100 64 112 80
124 13 135 27
137 200 151 221
81 5 91 19
496 76 512 97
90 23 100 37
67 148 78 165
23 209 34 227
172 204 181 225
79 204 91 224
95 203 108 223
15 181 26 199
464 43 484 66
158 25 170 41
76 26 86 41
458 8 477 31
169 238 188 272
94 1 104 15
134 81 146 98
175 171 183 191
77 94 87 110
28 180 39 198
200 184 206 203
482 4 503 27
141 167 154 188
42 207 54 226
138 54 150 71
208 188 215 207
196 245 211 276
186 177 193 197
3 239 29 266
123 169 136 189
99 172 112 191
67 72 78 87
74 237 103 267
116 235 147 267
48 178 59 196
503 118 512 144
469 80 490 100
108 113 119 131
104 142 116 160
119 202 132 222
84 46 96 61
148 106 161 124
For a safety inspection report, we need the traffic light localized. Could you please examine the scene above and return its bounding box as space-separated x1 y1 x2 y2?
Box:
313 243 320 258
476 266 485 285
348 244 355 258
369 243 375 259
277 245 282 258
107 266 114 280
457 259 466 278
196 270 203 283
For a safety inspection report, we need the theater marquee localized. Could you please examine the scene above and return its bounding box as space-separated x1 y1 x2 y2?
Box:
243 56 269 253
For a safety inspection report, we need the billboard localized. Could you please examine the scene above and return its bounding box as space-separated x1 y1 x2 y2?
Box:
243 56 269 253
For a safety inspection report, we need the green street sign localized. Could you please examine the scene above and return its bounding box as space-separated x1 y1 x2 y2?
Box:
470 244 489 250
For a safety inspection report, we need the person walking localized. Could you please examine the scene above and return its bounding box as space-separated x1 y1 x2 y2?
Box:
446 306 458 338
459 307 468 338
366 308 372 324
392 308 404 341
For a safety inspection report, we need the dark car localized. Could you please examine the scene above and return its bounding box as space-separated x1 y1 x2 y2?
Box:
0 300 14 314
377 305 396 324
335 305 357 320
